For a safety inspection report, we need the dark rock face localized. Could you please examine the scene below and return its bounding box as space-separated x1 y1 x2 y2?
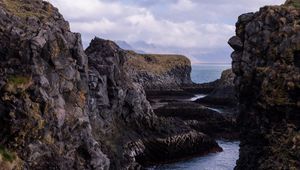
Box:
196 69 236 106
85 38 222 169
155 101 238 139
0 1 223 169
182 79 220 94
0 0 109 169
231 5 300 170
124 51 193 93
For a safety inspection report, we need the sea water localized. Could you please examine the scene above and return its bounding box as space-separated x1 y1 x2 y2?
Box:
151 140 240 170
191 64 231 84
149 64 240 170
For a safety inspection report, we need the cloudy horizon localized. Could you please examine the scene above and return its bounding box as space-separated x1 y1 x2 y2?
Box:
48 0 284 63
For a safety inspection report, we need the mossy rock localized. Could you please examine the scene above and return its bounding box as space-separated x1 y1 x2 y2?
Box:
0 146 16 162
2 0 53 19
125 51 191 75
4 75 32 94
284 0 300 8
0 145 23 170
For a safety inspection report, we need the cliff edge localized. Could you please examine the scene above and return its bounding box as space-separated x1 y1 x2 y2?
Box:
124 51 193 91
230 3 300 170
0 0 109 169
0 1 222 169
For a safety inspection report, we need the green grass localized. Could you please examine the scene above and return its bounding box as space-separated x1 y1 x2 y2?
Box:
285 0 300 8
2 0 53 19
0 145 16 162
4 75 32 94
125 51 191 74
7 75 31 86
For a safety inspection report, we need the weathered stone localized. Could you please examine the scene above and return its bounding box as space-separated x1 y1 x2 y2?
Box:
197 69 236 106
86 38 222 169
124 51 193 92
231 4 300 170
228 36 243 50
0 1 110 169
238 13 255 23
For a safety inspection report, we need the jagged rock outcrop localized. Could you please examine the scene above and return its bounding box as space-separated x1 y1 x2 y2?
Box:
0 0 109 169
86 38 222 169
124 51 193 92
230 4 300 170
196 69 236 106
0 1 222 169
154 101 238 139
124 51 223 97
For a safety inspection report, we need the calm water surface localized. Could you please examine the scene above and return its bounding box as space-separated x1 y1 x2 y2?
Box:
191 64 231 83
149 64 239 170
150 140 240 170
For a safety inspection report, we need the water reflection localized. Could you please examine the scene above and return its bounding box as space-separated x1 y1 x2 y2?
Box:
149 140 240 170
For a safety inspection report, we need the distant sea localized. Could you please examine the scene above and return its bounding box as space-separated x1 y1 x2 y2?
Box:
191 64 231 84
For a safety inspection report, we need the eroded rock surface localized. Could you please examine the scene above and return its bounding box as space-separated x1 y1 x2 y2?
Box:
231 4 300 170
0 0 109 169
196 69 236 106
86 38 222 169
124 51 193 92
155 101 238 139
0 1 223 169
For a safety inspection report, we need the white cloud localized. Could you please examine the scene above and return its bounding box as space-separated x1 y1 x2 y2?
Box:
171 0 196 11
71 18 115 33
48 0 285 63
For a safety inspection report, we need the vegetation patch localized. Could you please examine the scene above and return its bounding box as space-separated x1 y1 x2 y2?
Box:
5 75 32 94
125 51 191 74
284 0 300 8
2 0 53 19
0 145 16 162
7 75 31 86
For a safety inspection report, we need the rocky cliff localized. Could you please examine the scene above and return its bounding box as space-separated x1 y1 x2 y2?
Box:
86 37 221 169
197 69 236 106
230 3 300 170
0 1 222 169
0 0 109 169
124 51 193 91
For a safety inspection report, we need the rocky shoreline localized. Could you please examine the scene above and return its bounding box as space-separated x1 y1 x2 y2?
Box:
1 0 298 169
147 70 239 141
0 1 232 168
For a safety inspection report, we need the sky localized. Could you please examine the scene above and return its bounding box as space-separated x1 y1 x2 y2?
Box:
48 0 284 63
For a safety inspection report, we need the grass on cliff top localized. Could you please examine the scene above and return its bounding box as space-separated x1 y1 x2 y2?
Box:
284 0 300 8
2 0 53 19
125 51 191 74
0 145 16 162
